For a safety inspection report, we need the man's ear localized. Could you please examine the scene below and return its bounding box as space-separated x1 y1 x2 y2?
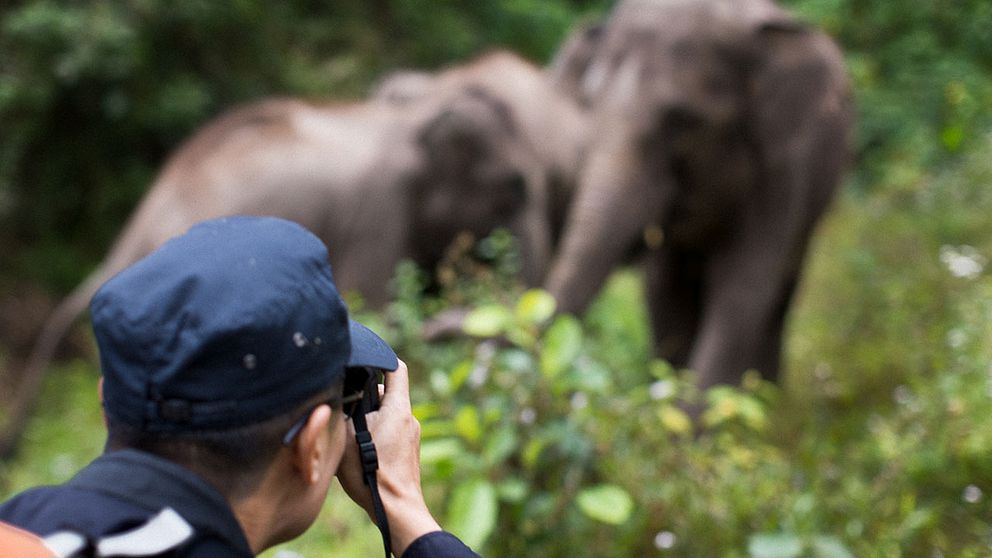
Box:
292 405 332 485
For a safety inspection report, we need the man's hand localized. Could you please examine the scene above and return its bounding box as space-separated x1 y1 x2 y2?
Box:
336 360 442 556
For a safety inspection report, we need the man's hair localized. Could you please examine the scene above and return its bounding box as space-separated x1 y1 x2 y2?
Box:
105 390 336 501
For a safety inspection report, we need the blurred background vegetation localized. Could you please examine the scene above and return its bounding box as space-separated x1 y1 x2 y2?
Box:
1 0 991 556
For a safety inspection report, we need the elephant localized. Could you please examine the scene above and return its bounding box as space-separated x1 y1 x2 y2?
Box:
544 0 855 397
0 64 565 457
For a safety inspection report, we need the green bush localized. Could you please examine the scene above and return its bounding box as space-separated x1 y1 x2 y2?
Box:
785 0 992 190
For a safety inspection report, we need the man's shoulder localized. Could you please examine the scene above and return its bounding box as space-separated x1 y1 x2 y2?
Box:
0 452 253 557
1 486 246 558
0 483 154 547
0 484 118 530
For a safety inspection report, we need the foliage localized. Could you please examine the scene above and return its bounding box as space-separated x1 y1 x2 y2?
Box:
784 0 992 189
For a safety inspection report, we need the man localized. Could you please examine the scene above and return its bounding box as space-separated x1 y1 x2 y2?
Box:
0 216 480 558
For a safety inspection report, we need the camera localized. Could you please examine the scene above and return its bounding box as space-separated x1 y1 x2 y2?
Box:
342 366 384 417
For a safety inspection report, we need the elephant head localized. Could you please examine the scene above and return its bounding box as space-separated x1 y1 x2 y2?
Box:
405 85 551 286
383 50 592 290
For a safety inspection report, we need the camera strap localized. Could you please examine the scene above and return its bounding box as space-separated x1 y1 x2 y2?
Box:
351 407 392 558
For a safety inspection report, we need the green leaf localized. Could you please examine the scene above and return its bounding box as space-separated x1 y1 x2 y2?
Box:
941 124 964 152
419 419 457 439
649 359 677 380
419 438 463 465
447 479 498 549
412 402 441 422
463 305 513 337
515 289 557 325
497 478 529 503
658 405 692 436
448 361 473 391
454 405 482 444
576 484 634 525
482 425 517 466
539 315 583 379
737 396 768 431
748 533 803 558
569 360 611 393
521 438 545 469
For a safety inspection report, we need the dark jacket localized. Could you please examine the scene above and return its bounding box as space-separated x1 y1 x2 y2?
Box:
0 449 479 558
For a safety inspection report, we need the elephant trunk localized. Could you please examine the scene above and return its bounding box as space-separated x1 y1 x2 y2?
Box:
545 136 668 315
511 169 553 287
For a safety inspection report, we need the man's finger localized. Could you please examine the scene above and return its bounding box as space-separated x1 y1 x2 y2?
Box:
382 360 411 411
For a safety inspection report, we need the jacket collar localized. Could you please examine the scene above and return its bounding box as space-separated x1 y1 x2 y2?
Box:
67 449 252 555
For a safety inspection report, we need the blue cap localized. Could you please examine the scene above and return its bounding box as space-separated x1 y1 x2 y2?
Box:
91 216 398 432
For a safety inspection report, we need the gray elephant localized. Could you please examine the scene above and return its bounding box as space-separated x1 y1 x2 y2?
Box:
545 0 855 395
1 65 562 456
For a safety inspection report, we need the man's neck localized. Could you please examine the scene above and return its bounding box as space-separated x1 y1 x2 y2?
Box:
231 493 277 555
229 459 312 554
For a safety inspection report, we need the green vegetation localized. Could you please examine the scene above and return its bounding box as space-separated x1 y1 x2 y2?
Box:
2 1 991 557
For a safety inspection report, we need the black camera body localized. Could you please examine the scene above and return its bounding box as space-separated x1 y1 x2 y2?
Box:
343 366 383 416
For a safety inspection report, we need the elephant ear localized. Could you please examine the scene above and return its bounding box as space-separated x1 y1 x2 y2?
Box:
547 21 607 103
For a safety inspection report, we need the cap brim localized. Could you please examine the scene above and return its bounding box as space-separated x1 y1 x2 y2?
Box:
347 320 398 371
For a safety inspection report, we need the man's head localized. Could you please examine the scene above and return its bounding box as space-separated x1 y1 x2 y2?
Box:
91 216 396 526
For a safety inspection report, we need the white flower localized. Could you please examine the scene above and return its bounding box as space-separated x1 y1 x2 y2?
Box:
939 245 986 279
963 484 983 504
649 380 676 400
654 531 676 550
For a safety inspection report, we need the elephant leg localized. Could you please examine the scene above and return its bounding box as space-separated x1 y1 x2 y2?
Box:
644 247 703 368
687 231 802 390
754 272 800 383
